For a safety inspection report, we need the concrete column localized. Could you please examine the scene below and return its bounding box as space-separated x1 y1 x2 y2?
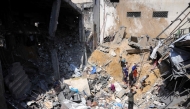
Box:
49 0 61 80
79 15 83 42
49 0 61 37
51 49 60 80
0 61 7 109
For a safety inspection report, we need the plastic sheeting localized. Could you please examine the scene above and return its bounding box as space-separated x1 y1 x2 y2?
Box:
70 64 82 77
169 33 190 78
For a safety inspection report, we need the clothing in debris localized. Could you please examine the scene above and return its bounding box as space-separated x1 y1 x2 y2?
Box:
128 90 137 109
110 84 115 92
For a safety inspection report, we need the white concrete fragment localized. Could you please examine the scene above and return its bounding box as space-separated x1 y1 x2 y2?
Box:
114 82 123 92
109 49 116 57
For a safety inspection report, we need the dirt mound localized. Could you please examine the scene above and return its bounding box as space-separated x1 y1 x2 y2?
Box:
88 46 161 101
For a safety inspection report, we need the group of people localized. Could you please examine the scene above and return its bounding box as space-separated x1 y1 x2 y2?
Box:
119 56 138 88
119 56 150 91
119 56 150 109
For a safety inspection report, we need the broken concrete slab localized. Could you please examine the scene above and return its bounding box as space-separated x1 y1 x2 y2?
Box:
64 78 91 96
127 35 152 54
58 91 66 104
116 89 126 99
112 26 126 44
126 47 149 54
114 82 123 92
128 35 150 49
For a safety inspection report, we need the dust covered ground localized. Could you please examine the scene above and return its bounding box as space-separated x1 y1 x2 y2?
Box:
88 39 161 101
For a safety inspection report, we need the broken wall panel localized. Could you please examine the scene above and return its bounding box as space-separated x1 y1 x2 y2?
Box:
112 26 126 44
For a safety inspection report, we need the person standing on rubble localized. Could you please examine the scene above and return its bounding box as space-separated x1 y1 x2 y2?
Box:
129 72 134 87
119 56 127 82
123 66 128 83
133 67 138 83
127 89 137 109
140 75 150 91
119 55 126 69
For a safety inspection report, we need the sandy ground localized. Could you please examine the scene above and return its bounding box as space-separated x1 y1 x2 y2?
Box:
88 39 161 101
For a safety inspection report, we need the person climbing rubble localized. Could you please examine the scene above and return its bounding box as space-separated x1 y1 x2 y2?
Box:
127 89 137 109
140 75 150 91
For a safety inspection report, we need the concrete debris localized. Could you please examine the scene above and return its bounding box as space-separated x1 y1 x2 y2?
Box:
153 100 166 106
97 44 110 53
116 89 127 99
126 47 149 54
114 82 123 92
44 101 53 109
27 101 35 106
64 78 91 96
109 49 117 57
128 35 150 49
112 26 126 44
127 35 152 54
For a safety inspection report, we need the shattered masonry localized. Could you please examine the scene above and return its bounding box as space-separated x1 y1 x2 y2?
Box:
0 0 190 109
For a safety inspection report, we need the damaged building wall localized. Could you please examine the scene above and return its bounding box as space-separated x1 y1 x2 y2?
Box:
97 0 190 44
71 0 95 51
93 0 100 50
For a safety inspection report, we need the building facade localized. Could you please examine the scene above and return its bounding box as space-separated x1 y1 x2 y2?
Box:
95 0 190 44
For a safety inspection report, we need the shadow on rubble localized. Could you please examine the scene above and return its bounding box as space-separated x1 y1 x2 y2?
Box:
4 32 89 108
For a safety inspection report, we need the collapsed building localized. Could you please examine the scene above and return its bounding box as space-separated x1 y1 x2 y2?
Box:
0 0 87 108
0 0 190 109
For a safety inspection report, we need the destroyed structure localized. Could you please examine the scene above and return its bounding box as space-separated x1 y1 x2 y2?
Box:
0 0 190 109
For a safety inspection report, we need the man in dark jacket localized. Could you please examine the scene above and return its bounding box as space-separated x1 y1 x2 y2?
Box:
128 89 136 109
129 72 134 87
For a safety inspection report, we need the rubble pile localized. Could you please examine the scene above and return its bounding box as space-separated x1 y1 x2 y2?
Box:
37 30 84 79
